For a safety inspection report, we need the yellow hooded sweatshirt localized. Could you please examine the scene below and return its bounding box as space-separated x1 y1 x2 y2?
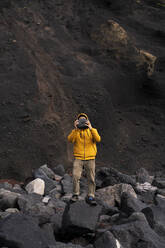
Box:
67 113 101 160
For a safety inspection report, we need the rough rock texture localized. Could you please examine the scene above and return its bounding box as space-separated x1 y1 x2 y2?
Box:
17 193 55 225
0 213 56 248
110 212 165 248
63 200 102 239
0 0 165 180
0 165 165 247
96 183 137 207
0 188 20 210
94 231 122 248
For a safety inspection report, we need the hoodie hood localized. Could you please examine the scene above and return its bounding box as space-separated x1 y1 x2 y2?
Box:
77 113 88 120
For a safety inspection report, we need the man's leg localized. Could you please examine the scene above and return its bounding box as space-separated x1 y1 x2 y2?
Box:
72 159 83 196
85 159 96 198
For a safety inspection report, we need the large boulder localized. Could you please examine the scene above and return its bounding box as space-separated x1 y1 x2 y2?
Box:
96 183 137 207
17 193 55 225
120 192 146 216
0 188 20 210
63 200 102 239
25 178 45 195
95 167 136 189
0 213 56 248
40 164 56 180
110 212 165 248
48 199 67 236
141 195 165 239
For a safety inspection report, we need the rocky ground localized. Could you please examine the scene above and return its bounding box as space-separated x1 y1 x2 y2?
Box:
0 0 165 180
0 164 165 247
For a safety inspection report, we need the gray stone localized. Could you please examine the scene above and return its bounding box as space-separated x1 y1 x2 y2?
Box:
63 200 102 239
135 182 157 204
49 199 66 235
120 192 146 216
17 193 55 225
40 164 55 179
53 164 65 176
96 183 137 207
0 188 20 210
136 167 153 184
110 212 165 248
96 167 136 189
61 174 73 195
0 213 55 247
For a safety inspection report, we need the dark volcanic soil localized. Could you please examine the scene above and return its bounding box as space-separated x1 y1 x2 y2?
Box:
0 0 165 180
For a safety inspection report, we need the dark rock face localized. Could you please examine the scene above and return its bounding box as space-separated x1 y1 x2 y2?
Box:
63 200 102 239
0 0 165 180
120 192 146 216
153 178 165 189
49 199 67 236
0 213 56 248
96 167 136 189
110 212 165 248
94 231 120 248
17 193 55 225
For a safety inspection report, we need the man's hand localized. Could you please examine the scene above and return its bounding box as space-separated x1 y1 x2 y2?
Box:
86 120 92 130
74 119 79 129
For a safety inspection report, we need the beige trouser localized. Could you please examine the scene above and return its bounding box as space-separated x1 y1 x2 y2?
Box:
72 158 96 198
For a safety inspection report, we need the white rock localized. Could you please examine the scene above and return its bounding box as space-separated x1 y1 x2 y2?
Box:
25 178 45 195
5 208 19 213
42 196 51 203
136 182 157 192
116 239 122 248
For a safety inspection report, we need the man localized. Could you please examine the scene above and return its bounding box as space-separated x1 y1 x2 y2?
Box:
67 113 101 205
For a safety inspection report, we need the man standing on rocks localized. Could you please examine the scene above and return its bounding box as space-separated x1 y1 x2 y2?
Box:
68 113 101 205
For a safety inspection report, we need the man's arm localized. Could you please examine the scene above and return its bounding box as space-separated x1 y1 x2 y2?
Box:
67 129 77 143
86 120 101 143
68 119 79 143
90 128 101 143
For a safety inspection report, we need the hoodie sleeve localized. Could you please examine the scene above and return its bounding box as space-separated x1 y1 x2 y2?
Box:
67 129 78 143
90 128 101 143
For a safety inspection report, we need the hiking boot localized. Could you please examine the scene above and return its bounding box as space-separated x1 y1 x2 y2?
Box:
86 196 97 206
70 194 79 203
